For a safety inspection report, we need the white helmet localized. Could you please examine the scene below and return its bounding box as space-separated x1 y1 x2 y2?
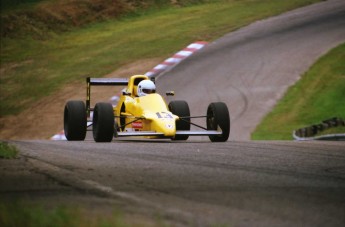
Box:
137 80 156 97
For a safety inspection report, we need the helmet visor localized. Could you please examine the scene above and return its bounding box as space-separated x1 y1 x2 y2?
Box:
142 89 155 94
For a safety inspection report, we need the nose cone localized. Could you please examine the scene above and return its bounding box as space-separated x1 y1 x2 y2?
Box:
152 118 176 137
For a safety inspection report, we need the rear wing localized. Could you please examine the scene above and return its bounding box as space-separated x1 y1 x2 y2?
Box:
86 77 128 116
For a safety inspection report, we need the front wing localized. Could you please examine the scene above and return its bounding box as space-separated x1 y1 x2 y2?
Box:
116 130 222 137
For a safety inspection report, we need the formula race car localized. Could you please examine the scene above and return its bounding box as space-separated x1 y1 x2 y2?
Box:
64 75 230 142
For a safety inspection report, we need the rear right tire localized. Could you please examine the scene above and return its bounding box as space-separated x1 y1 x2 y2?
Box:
92 102 114 142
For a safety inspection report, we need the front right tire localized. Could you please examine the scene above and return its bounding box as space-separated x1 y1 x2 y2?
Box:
64 100 87 141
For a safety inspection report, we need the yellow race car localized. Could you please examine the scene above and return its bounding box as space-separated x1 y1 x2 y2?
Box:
64 75 230 142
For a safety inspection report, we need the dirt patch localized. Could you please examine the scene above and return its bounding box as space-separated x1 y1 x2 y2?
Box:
0 58 162 140
2 0 200 39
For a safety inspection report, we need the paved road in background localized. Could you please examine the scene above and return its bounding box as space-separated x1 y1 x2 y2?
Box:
157 0 345 140
2 1 345 226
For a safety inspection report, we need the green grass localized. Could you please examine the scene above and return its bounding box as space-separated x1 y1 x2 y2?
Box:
0 198 225 226
252 43 345 140
315 126 345 137
0 0 47 11
0 0 322 117
0 202 80 227
0 201 134 227
0 142 19 159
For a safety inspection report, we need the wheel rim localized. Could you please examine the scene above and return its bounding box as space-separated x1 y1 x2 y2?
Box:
207 107 217 130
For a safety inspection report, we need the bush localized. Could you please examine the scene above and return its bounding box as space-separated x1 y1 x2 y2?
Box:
0 142 19 159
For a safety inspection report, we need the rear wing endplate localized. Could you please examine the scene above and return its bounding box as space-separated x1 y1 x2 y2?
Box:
86 77 128 116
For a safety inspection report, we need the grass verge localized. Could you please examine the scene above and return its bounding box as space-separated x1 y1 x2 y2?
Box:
0 0 46 11
0 0 322 117
252 43 345 140
0 201 143 227
0 141 19 158
315 126 345 137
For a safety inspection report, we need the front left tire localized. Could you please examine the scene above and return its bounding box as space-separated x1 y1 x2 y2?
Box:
207 102 230 142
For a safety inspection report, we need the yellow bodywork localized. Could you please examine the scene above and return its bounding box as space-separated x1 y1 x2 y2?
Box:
114 75 178 138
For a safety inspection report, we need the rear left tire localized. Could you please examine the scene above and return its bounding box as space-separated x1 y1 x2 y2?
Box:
168 100 190 141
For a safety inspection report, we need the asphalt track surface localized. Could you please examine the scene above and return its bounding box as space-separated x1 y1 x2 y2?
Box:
2 0 345 226
157 0 345 140
8 140 345 226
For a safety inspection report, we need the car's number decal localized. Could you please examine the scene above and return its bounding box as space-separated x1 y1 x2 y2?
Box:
156 112 173 119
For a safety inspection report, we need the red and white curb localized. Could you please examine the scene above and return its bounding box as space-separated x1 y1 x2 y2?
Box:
145 41 208 77
51 41 208 140
51 130 67 140
51 122 93 140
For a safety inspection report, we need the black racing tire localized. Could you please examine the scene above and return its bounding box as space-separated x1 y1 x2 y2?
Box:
64 100 87 141
92 102 114 142
113 120 119 138
168 100 190 140
207 102 230 142
119 104 126 132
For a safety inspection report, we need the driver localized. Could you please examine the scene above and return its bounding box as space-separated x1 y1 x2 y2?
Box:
137 80 156 97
